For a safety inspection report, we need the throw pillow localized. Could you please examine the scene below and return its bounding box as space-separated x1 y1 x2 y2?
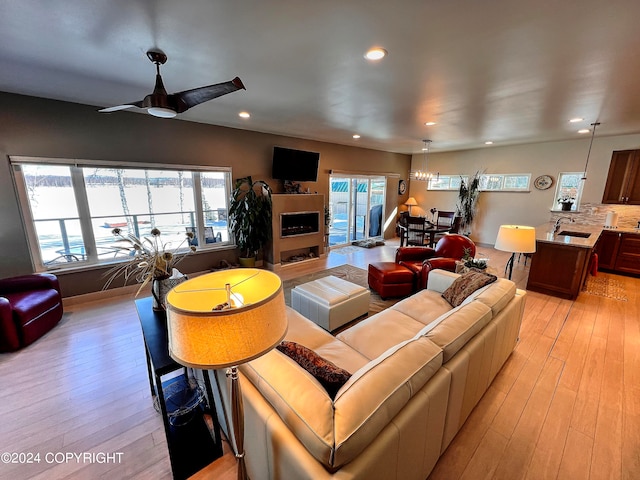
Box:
276 341 351 399
442 270 498 307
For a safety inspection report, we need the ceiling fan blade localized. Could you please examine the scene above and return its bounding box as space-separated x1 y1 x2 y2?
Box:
172 77 246 113
98 102 143 113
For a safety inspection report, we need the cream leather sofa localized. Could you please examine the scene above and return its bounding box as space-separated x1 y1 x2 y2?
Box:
211 269 526 480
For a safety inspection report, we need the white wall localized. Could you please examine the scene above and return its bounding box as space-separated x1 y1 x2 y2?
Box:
408 133 640 244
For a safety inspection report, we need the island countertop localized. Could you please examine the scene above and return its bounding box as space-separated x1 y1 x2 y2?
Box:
534 222 603 249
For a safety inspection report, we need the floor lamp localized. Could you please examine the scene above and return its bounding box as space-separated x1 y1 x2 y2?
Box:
165 268 288 480
494 225 536 280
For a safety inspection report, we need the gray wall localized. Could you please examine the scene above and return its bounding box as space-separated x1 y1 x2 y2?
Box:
0 92 411 296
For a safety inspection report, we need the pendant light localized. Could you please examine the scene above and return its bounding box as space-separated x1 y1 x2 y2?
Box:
581 122 600 180
412 139 435 182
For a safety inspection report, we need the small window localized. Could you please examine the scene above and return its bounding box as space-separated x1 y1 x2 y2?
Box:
553 172 584 212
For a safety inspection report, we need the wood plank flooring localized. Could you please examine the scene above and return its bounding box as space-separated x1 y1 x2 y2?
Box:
0 239 638 480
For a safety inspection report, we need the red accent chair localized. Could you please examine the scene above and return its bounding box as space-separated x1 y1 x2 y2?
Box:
0 273 63 352
397 234 476 288
368 234 476 299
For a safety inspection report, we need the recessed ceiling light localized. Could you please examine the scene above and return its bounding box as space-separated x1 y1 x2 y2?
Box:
569 117 584 123
485 141 494 145
352 134 361 139
425 122 437 126
364 47 387 61
238 111 250 118
578 129 590 134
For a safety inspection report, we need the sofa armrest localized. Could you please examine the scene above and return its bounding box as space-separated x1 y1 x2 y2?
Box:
418 258 457 290
0 297 21 352
0 273 60 294
395 246 436 263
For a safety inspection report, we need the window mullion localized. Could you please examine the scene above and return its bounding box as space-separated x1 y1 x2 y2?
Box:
70 167 98 261
192 172 206 245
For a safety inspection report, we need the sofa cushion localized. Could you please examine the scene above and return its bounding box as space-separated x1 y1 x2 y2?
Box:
284 307 370 373
471 277 517 316
422 301 493 362
332 336 443 467
277 341 352 399
336 308 425 359
390 288 454 327
442 271 497 307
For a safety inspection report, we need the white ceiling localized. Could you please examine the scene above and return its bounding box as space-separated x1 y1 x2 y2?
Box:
2 0 640 154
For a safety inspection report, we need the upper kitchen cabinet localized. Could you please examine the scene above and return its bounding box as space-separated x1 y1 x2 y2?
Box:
602 149 640 204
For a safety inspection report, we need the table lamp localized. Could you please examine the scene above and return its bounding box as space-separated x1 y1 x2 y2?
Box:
404 197 418 215
165 268 288 480
494 225 536 280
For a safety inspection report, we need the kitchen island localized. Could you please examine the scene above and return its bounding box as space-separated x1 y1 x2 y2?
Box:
526 222 602 299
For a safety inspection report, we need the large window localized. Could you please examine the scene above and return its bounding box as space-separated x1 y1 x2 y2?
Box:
11 157 232 271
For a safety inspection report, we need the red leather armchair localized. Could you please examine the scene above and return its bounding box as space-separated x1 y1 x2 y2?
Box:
0 273 63 352
396 234 476 290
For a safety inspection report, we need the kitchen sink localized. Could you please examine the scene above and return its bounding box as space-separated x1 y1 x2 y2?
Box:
557 230 591 238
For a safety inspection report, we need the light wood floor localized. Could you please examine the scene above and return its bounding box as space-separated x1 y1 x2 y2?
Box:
1 239 638 480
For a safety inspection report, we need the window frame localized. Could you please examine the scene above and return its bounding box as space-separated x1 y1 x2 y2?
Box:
552 171 585 212
427 173 531 192
10 156 233 273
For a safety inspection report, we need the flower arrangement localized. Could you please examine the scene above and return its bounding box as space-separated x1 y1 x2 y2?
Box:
103 227 195 294
557 194 575 204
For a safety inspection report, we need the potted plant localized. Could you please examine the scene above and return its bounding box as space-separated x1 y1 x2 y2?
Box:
456 171 482 235
558 194 575 211
228 176 273 267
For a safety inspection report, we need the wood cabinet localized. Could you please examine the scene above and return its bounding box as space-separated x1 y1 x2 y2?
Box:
527 241 592 300
593 230 621 270
602 150 640 204
614 233 640 274
594 230 640 275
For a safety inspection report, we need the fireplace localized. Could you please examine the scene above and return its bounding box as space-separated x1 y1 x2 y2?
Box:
280 211 320 238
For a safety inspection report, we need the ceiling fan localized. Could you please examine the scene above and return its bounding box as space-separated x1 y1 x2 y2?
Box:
99 49 245 118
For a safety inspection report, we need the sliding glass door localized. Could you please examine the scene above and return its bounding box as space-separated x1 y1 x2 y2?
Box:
328 175 386 247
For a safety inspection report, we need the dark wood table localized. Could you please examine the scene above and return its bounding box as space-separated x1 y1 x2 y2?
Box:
135 297 223 480
398 222 450 247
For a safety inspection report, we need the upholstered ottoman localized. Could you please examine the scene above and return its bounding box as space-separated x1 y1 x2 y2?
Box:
291 276 370 331
367 262 414 299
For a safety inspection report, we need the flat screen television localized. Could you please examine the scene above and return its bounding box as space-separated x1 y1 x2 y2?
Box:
272 146 320 182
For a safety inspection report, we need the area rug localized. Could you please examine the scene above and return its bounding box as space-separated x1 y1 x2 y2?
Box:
282 264 400 317
582 275 628 301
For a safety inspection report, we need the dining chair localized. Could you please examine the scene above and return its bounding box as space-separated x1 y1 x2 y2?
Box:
405 216 428 246
434 210 458 242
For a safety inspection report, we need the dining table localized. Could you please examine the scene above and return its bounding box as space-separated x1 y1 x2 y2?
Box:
398 220 451 247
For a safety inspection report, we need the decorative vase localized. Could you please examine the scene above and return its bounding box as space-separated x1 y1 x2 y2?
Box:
151 274 187 311
561 202 573 211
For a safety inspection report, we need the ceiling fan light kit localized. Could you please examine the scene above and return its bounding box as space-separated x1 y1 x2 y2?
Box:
99 49 245 118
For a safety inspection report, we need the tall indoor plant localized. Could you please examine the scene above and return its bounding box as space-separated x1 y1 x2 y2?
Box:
456 171 482 235
228 176 273 267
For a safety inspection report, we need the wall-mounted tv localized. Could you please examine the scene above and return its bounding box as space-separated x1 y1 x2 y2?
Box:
272 146 320 182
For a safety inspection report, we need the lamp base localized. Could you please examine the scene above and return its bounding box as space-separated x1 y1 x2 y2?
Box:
228 366 248 480
504 252 516 280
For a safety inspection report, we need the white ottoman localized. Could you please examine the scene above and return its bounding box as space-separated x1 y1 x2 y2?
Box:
291 275 370 331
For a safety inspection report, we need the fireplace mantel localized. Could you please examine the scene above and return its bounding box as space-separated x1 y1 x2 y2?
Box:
266 194 325 271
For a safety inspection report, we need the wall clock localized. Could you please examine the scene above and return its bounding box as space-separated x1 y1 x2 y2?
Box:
398 179 407 195
534 175 553 190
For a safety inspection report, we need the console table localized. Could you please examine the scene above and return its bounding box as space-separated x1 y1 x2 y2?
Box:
135 297 223 479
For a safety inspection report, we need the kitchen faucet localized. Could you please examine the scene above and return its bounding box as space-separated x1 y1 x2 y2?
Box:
554 216 574 233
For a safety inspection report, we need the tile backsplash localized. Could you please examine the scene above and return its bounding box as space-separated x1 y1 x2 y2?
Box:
549 203 640 229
